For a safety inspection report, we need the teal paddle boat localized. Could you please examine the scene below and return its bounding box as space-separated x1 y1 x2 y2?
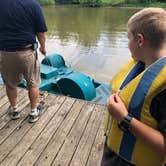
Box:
0 54 111 105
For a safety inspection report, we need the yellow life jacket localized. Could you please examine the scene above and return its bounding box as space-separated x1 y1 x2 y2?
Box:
104 57 166 166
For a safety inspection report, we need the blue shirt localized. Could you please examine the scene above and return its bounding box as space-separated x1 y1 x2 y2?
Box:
0 0 47 49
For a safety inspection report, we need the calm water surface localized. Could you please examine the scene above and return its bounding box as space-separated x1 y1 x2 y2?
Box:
41 6 139 83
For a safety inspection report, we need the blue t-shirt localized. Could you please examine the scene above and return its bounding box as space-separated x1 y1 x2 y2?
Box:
0 0 47 49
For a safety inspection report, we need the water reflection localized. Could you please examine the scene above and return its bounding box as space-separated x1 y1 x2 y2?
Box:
42 6 139 83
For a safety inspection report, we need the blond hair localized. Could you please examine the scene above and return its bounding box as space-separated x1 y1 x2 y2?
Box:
127 8 166 50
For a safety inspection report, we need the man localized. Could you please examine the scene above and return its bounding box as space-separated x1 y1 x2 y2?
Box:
0 0 47 123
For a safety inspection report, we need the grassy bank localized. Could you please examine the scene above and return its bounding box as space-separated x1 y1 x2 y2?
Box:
102 1 166 7
120 2 166 8
38 0 166 8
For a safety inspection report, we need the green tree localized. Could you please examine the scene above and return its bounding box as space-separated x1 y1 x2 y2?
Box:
79 0 102 6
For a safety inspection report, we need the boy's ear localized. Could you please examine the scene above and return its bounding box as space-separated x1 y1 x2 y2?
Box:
136 33 144 47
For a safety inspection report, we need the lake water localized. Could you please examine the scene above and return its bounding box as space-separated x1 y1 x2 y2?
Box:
42 6 140 84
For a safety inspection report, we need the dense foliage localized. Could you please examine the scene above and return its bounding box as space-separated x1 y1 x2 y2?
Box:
38 0 166 6
38 0 55 5
55 0 102 6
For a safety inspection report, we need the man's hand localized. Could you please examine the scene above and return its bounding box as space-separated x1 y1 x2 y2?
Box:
107 93 128 122
39 47 46 55
37 32 46 56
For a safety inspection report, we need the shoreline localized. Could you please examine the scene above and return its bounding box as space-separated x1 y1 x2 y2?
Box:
39 2 166 8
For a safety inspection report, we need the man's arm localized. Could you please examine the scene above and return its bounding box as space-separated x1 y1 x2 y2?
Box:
37 32 46 55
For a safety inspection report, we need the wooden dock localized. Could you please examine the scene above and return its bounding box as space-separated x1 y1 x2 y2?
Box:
0 86 106 166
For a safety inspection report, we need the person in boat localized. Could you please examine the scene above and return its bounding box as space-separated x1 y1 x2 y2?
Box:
101 8 166 166
0 0 47 123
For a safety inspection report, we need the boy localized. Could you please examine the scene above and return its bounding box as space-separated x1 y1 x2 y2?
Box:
101 8 166 166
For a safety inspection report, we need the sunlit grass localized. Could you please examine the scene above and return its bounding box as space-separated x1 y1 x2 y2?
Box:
38 0 55 5
101 0 166 7
120 2 166 8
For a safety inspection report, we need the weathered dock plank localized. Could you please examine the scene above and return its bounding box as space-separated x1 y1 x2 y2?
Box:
86 107 107 166
0 93 52 163
52 102 95 166
69 104 105 166
0 92 49 146
0 95 66 166
35 99 85 166
0 86 106 166
17 97 75 166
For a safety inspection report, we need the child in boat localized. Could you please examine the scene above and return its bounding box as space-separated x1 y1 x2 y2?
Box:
101 8 166 166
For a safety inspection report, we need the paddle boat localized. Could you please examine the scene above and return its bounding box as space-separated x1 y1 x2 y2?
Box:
0 54 111 105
